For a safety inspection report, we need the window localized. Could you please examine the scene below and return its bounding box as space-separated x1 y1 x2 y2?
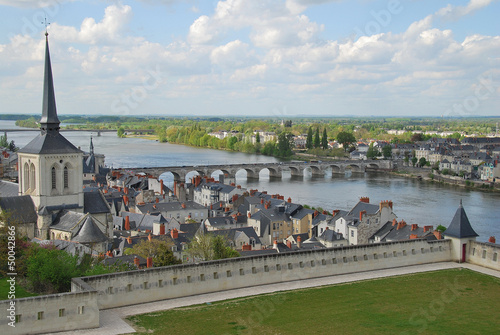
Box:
37 311 43 320
351 231 354 237
252 267 257 274
412 249 416 255
393 251 397 257
187 276 191 283
227 270 232 277
240 269 244 276
364 254 368 260
30 163 36 192
59 309 65 317
173 277 178 285
494 253 498 262
430 247 434 253
332 258 337 264
108 287 113 294
353 256 358 262
78 306 84 315
310 260 315 267
126 284 132 292
144 281 149 289
373 253 378 260
158 280 163 288
343 257 347 263
64 166 69 188
403 250 407 256
299 261 304 268
384 252 387 258
276 264 281 271
482 250 487 259
200 274 205 281
288 263 293 270
15 315 21 323
51 167 57 189
322 259 326 265
421 248 425 254
264 265 269 272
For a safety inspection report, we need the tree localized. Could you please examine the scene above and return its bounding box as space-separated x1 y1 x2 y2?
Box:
313 127 320 148
419 157 427 167
125 239 181 267
306 127 313 149
366 143 378 159
336 131 356 151
411 133 423 142
188 233 239 261
412 156 418 167
382 145 392 159
321 128 328 150
117 127 126 138
255 132 260 143
276 132 294 157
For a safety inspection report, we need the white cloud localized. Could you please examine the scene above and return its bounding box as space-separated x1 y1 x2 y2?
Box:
0 0 73 8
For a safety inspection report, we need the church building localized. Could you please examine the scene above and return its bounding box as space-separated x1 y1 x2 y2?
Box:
0 32 112 254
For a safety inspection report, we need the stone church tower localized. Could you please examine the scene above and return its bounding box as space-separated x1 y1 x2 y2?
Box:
17 32 84 213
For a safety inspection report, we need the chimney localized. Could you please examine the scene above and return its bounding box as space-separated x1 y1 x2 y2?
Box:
424 225 432 233
106 250 113 257
261 198 264 204
359 210 366 221
392 218 397 226
397 220 406 230
242 243 252 251
159 223 165 235
124 187 129 194
411 224 418 231
232 194 239 202
287 197 292 203
237 185 241 189
489 236 496 244
126 236 132 244
148 234 152 242
123 195 129 206
210 204 213 210
287 240 292 249
433 231 442 240
410 234 418 239
181 203 186 209
171 228 178 239
225 207 230 212
314 210 319 218
333 210 340 216
247 212 251 218
134 256 140 268
360 197 370 203
297 235 302 248
156 197 159 203
146 257 153 268
125 216 130 231
273 239 278 250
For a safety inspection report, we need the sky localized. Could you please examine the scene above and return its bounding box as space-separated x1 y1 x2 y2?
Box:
0 0 499 118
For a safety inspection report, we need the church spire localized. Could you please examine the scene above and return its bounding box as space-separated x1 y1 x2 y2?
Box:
39 31 60 135
90 136 94 155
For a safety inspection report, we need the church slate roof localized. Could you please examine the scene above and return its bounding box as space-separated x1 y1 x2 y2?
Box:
84 191 110 214
443 201 478 239
0 180 19 197
72 216 108 243
18 132 82 155
0 195 37 224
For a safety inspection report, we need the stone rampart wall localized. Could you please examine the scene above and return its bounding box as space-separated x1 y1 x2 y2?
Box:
468 241 500 270
80 239 452 309
0 288 99 335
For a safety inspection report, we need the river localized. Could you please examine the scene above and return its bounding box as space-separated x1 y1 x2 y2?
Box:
2 120 499 242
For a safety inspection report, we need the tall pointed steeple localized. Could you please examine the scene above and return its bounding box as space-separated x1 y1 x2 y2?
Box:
90 136 94 155
39 31 60 135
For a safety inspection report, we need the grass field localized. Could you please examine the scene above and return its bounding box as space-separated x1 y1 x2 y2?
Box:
0 277 37 300
127 269 500 335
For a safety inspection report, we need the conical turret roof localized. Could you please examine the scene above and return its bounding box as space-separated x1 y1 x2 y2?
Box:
443 200 478 239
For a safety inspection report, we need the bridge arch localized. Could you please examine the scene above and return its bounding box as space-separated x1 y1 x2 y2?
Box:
345 164 364 173
367 163 380 169
266 167 282 178
235 168 258 179
309 165 324 177
288 166 304 177
328 164 343 174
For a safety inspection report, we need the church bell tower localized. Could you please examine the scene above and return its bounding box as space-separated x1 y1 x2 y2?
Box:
17 31 84 212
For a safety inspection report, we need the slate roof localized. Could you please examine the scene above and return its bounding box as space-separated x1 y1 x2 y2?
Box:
71 216 108 243
0 195 37 224
18 132 82 155
137 201 206 214
84 191 110 214
103 254 147 267
444 201 478 238
209 226 262 245
346 201 379 219
318 229 344 242
0 180 20 197
32 238 94 256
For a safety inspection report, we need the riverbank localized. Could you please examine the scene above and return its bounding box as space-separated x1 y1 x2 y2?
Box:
392 167 500 193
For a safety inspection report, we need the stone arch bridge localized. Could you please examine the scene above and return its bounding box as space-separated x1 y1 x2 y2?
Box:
117 160 393 182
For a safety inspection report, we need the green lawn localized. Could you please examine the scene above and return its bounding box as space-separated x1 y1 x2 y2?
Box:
0 277 37 300
127 269 500 335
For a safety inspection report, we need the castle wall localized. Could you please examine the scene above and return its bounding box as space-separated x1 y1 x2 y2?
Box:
468 241 500 270
78 239 452 309
0 282 99 335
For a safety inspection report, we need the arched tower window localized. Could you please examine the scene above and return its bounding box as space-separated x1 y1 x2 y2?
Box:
23 163 30 192
29 163 36 192
64 166 69 189
51 167 57 190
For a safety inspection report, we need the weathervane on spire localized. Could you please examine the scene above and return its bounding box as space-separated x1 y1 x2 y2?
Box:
42 16 50 36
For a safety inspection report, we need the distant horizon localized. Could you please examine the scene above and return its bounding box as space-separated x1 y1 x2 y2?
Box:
1 0 499 118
